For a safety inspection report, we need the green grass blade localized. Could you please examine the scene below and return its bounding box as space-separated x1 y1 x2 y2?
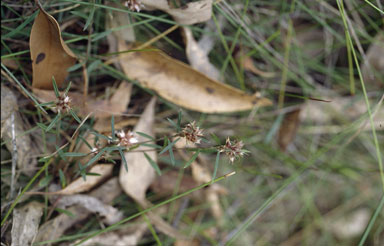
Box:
144 153 161 175
358 194 384 246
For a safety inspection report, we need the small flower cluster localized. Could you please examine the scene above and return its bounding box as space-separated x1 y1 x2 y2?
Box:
115 130 138 147
182 121 204 144
218 138 247 163
124 0 143 12
182 121 247 163
55 94 71 114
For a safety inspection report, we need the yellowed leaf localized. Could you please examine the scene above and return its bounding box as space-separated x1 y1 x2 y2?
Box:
30 4 76 89
118 42 272 113
119 97 156 202
142 0 213 25
54 164 113 195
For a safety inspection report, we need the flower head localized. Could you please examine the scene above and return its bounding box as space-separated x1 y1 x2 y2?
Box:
182 121 204 144
124 0 144 12
56 94 71 114
116 130 138 148
218 138 247 163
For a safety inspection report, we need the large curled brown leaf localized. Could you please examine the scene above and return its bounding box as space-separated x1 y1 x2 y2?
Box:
118 42 272 113
30 3 76 89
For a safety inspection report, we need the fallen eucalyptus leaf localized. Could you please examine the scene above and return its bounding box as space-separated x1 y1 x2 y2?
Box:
183 27 220 81
57 194 123 225
53 164 113 195
11 202 44 246
35 178 122 243
72 223 147 246
1 84 37 176
119 97 156 203
142 0 213 25
118 42 272 113
119 98 185 239
30 3 76 89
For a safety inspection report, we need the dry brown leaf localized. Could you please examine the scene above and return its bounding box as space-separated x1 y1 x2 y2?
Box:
118 98 185 239
106 1 136 44
35 178 122 243
183 27 220 81
118 42 272 113
57 194 123 224
30 3 76 89
1 58 19 70
237 53 276 78
277 108 301 152
1 84 37 176
142 0 213 25
119 97 156 202
175 239 200 246
54 164 113 195
11 202 44 246
72 223 147 246
150 171 204 200
174 140 226 220
33 82 132 119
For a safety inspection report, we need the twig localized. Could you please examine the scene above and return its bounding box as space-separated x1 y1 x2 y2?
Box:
10 112 17 199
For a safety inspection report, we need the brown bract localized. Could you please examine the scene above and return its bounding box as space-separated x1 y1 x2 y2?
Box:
30 4 76 89
118 42 272 113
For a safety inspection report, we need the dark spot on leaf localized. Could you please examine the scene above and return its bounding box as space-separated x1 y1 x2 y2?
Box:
206 87 214 94
200 3 207 9
252 100 258 105
181 4 188 9
36 53 46 64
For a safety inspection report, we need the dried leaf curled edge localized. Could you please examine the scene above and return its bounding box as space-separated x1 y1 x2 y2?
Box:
30 3 76 89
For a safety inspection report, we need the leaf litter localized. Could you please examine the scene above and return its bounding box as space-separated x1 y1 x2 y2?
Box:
3 0 278 244
35 178 123 243
1 84 37 176
11 201 44 246
118 41 272 113
30 1 76 89
118 97 186 239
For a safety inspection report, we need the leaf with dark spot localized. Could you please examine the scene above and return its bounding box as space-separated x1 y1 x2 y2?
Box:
35 53 45 64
